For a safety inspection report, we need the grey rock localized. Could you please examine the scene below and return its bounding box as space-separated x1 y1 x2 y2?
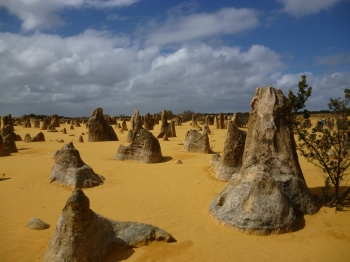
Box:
50 142 104 189
27 217 50 230
210 122 246 181
209 87 317 235
114 128 162 163
182 129 210 154
43 189 176 262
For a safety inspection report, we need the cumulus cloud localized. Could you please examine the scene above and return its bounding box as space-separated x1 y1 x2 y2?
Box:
0 29 291 116
0 0 140 31
278 0 343 17
274 71 350 110
146 7 260 45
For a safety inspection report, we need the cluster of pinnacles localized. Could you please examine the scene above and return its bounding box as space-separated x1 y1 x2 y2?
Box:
3 85 320 261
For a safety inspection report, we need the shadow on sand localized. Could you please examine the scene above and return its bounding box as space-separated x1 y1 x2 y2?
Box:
309 186 350 210
160 156 173 163
0 177 11 181
105 248 135 262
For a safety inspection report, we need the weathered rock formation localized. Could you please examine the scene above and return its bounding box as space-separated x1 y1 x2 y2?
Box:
209 87 317 235
33 119 40 128
121 119 128 131
50 114 60 128
41 117 50 130
27 218 50 230
191 113 198 129
1 114 14 132
43 189 176 262
203 124 211 136
174 115 182 126
157 110 175 138
87 108 118 142
0 135 10 156
73 117 81 127
217 112 225 129
182 129 210 154
49 142 105 189
24 132 45 142
210 122 246 181
114 110 162 163
1 125 18 153
144 113 155 130
24 117 32 128
47 123 56 132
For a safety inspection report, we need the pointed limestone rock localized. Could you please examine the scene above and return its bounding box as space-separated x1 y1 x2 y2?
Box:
87 108 118 142
182 129 211 154
49 142 104 189
114 110 162 163
209 87 317 235
210 121 246 181
43 189 176 262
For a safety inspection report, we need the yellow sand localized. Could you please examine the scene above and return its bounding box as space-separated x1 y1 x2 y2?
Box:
0 118 349 262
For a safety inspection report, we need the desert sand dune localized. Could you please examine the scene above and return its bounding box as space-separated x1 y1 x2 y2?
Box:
0 117 349 261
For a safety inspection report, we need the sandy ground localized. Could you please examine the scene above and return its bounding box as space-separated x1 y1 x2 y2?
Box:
0 117 349 262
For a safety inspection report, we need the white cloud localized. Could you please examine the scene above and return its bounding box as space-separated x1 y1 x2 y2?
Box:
0 30 290 116
146 7 260 45
0 0 140 31
278 0 343 17
0 27 348 117
274 71 350 110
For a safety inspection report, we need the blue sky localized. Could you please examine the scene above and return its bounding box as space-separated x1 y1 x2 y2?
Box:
0 0 349 117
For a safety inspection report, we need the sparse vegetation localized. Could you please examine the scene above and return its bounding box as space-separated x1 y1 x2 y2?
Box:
289 76 350 208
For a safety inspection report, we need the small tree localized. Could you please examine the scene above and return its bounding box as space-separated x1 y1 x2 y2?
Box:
289 78 350 208
287 74 312 126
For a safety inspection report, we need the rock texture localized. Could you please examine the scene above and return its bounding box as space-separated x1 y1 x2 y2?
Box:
24 132 45 142
41 117 50 130
157 110 175 138
87 108 118 142
114 110 162 163
27 217 50 230
182 129 210 154
209 87 317 235
0 135 10 156
210 121 246 181
49 142 105 189
1 125 18 153
43 189 176 262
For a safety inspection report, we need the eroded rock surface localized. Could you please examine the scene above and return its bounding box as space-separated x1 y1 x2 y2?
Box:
182 129 210 154
114 110 162 163
210 121 246 181
24 132 45 142
209 87 317 235
27 217 50 230
43 189 176 262
0 135 10 156
1 125 18 153
87 108 118 142
49 142 104 189
157 110 175 138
